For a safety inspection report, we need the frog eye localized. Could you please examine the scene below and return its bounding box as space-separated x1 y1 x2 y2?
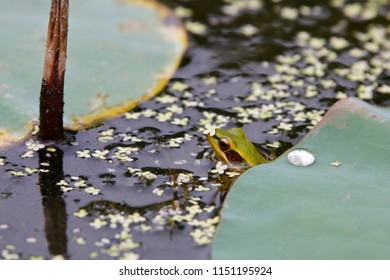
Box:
218 137 231 152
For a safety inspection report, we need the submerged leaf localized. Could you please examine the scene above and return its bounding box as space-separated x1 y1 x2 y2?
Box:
213 97 390 259
0 0 187 145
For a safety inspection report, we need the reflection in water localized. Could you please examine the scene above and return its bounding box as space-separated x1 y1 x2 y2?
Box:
38 146 68 259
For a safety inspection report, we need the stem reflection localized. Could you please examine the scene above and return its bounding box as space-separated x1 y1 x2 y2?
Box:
39 146 68 259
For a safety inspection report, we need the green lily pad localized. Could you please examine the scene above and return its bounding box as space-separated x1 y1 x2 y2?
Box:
0 0 187 145
213 97 390 259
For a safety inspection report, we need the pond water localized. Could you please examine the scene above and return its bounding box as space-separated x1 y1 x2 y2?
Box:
0 0 389 259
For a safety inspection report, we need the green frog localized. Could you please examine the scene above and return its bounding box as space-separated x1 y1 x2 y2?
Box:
207 127 267 167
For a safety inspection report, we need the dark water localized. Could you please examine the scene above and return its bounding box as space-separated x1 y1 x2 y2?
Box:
0 0 389 259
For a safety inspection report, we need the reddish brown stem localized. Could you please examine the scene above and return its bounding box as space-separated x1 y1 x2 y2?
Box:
39 0 69 141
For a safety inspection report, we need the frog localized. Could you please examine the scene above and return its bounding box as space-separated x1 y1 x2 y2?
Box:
207 127 267 167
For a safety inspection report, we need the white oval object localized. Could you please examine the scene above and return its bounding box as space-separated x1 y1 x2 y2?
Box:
287 149 315 167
